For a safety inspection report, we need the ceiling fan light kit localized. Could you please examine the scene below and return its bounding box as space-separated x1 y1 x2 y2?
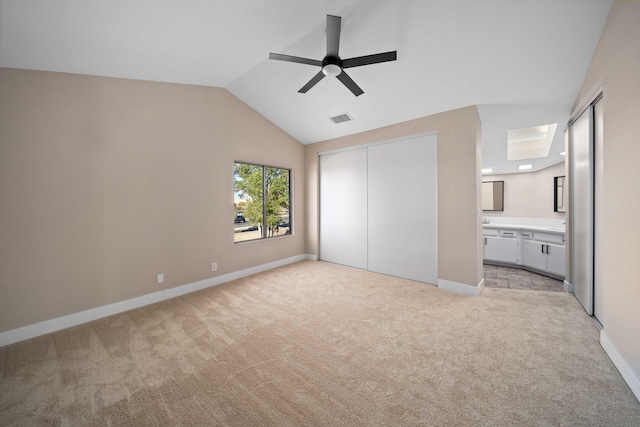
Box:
322 63 342 77
269 15 397 96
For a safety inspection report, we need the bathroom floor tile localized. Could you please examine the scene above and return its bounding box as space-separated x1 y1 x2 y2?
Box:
483 264 564 292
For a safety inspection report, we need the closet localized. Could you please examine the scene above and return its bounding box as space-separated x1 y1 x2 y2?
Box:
319 133 438 284
569 95 603 323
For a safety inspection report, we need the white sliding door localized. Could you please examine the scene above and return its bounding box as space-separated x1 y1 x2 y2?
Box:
571 106 594 315
594 97 604 323
368 135 438 283
319 148 368 269
319 134 438 284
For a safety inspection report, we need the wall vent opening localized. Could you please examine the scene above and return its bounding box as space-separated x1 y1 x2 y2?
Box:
329 112 353 124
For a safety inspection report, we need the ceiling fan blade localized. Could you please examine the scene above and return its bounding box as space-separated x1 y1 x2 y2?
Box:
269 53 322 67
342 51 397 69
336 70 364 96
299 70 326 93
326 15 341 57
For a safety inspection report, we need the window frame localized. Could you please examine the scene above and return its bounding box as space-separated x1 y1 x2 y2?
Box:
233 161 292 243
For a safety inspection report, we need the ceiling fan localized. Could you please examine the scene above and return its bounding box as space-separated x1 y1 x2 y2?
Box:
269 14 397 97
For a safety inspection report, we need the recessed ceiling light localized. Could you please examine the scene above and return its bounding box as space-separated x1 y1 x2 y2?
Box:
518 164 533 170
507 123 558 161
559 151 566 156
482 168 494 174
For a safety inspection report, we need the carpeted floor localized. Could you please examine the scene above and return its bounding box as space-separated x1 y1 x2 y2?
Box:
1 260 639 426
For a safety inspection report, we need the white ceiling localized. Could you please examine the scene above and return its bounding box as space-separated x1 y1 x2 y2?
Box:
0 0 612 174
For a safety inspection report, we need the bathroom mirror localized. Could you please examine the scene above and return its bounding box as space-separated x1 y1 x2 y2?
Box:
482 181 504 211
554 176 565 213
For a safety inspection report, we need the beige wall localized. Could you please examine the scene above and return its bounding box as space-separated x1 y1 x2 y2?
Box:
304 106 484 289
0 68 305 332
484 162 567 219
572 1 640 376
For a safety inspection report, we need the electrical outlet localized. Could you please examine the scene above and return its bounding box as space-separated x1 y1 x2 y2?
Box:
211 262 217 272
157 273 164 284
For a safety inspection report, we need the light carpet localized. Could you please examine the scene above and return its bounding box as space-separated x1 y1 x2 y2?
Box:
1 260 639 426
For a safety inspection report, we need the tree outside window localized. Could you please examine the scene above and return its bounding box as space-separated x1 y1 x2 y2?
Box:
234 162 291 243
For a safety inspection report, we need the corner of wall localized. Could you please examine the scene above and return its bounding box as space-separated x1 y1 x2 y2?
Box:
438 278 484 297
600 330 640 403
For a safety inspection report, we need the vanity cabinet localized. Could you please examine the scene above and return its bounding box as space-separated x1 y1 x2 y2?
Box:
483 229 520 264
521 240 565 277
521 231 565 278
522 239 547 271
483 226 565 280
546 244 566 277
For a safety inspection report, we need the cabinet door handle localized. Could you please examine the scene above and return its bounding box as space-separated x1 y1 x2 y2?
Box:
503 232 513 235
546 245 550 254
541 244 544 253
485 237 487 245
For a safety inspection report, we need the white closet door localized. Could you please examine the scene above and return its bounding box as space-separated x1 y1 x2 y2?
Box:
571 107 594 315
367 135 438 283
319 148 368 269
594 97 604 323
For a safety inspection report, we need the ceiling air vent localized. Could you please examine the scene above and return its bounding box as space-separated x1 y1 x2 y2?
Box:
329 112 353 124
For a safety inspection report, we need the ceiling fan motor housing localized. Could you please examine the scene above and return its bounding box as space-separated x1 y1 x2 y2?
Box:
322 56 342 76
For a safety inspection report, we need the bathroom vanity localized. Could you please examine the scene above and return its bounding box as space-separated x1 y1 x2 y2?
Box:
483 222 566 280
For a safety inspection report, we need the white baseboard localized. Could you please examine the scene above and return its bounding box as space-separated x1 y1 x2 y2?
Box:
0 254 310 348
600 330 640 403
438 278 484 296
305 254 318 261
564 280 574 293
478 278 485 295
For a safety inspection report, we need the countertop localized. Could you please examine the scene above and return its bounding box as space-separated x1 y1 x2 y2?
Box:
483 224 565 234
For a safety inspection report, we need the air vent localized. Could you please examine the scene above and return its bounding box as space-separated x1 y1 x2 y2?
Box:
329 112 353 124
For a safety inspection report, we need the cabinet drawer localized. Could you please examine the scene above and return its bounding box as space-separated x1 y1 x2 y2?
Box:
533 232 564 245
521 231 533 239
483 228 499 237
499 229 518 238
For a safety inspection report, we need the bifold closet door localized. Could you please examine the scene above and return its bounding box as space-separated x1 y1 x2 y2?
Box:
319 148 368 269
368 135 438 283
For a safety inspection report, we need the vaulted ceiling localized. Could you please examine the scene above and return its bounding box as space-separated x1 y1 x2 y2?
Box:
0 0 612 174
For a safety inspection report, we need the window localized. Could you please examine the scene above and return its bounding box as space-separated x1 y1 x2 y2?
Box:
234 162 291 243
